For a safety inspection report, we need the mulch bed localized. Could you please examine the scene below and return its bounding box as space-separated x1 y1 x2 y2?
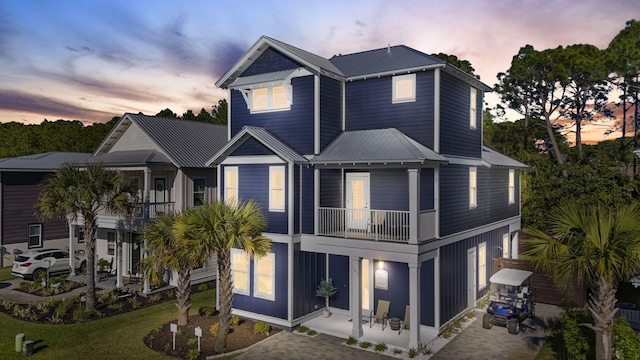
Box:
144 314 281 360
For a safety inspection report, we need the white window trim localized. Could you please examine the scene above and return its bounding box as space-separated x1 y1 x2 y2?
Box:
193 177 206 207
478 242 487 289
392 73 416 104
508 169 515 204
469 167 477 209
253 253 276 301
224 166 238 205
28 224 42 249
241 84 292 113
269 166 285 212
502 233 510 258
470 87 477 129
231 249 250 296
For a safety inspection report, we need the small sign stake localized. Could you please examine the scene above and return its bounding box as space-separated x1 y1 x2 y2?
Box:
195 326 202 351
170 323 177 350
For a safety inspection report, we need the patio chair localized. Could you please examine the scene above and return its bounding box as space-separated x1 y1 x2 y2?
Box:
399 305 410 334
369 299 390 330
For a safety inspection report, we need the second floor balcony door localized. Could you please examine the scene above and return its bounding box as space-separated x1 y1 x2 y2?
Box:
346 173 370 231
155 178 166 203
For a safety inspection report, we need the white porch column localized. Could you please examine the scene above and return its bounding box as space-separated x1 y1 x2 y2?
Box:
409 262 421 348
350 256 363 338
511 231 519 259
408 169 420 245
143 242 150 294
143 168 151 220
68 221 75 276
116 230 123 288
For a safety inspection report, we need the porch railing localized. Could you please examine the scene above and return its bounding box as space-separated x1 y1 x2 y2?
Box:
135 202 176 219
318 207 410 242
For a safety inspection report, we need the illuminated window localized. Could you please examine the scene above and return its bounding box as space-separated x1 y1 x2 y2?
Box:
502 233 510 258
469 167 477 208
470 87 477 129
224 167 238 205
251 85 290 112
392 74 416 103
254 253 275 301
478 242 487 288
508 169 515 204
269 166 285 211
231 249 250 295
28 224 42 248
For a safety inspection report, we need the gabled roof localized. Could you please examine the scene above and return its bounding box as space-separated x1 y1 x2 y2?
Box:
216 36 344 88
207 126 308 166
87 150 171 166
0 152 91 172
482 147 527 169
94 113 228 168
311 128 447 165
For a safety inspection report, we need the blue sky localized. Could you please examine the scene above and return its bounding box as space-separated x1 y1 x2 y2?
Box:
1 0 638 137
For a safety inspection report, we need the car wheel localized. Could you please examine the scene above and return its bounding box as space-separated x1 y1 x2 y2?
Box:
32 269 45 281
508 318 519 335
482 313 493 329
79 261 87 275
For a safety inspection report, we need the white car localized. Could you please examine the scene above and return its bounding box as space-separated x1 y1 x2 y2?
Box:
12 249 86 280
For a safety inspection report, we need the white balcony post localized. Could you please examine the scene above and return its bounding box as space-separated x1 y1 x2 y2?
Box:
408 169 420 244
68 220 75 276
143 168 151 220
409 262 421 348
350 256 363 338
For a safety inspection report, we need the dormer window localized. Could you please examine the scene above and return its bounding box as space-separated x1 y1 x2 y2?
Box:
251 85 290 112
392 74 416 103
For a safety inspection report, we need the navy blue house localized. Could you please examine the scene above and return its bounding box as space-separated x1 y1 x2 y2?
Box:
208 36 526 348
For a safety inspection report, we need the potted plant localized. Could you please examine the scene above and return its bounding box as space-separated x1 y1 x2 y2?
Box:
316 278 337 318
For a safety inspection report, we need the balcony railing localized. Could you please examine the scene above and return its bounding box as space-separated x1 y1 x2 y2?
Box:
134 202 176 219
318 207 410 242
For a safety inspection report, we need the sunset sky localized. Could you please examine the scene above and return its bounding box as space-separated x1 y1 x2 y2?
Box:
1 0 639 143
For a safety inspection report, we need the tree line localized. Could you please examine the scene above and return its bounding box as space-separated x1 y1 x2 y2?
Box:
0 99 227 158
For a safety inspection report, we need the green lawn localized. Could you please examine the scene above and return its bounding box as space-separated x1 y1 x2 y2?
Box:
1 289 216 359
0 267 14 281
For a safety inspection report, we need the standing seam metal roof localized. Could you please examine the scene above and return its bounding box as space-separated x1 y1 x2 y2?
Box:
482 147 528 168
0 152 92 171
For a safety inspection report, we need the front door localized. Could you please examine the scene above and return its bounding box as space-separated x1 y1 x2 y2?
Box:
467 247 477 309
154 178 166 203
345 173 370 230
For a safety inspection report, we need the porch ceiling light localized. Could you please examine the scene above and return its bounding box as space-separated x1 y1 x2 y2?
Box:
377 260 384 270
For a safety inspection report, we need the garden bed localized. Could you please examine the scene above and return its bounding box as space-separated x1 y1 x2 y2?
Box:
15 275 84 296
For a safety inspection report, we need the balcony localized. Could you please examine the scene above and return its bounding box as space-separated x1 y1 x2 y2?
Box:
134 202 176 220
318 208 410 242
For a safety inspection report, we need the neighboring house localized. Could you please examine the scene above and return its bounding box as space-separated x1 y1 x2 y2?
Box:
76 113 228 288
209 36 526 347
0 152 92 267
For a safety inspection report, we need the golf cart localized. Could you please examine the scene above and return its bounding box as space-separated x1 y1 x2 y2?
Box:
482 268 535 334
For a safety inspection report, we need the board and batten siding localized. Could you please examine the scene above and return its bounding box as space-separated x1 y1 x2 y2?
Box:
230 137 277 156
439 165 518 237
344 71 435 148
438 72 482 158
1 172 68 245
293 244 326 319
369 169 409 211
319 76 343 151
420 168 435 211
301 166 314 234
182 169 217 208
420 258 436 327
319 169 342 209
328 254 350 310
439 226 507 325
108 122 160 153
230 76 315 154
240 47 302 77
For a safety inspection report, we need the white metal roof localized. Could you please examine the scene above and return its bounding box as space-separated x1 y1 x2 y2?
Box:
489 268 532 286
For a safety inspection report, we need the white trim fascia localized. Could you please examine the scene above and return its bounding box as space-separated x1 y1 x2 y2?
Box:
301 234 420 264
230 309 295 329
443 155 484 166
216 165 221 201
288 236 294 322
221 155 284 165
434 166 440 239
314 74 320 154
434 68 440 153
288 162 294 235
314 169 319 235
433 248 441 329
227 89 232 141
346 64 444 82
420 216 522 252
341 81 346 131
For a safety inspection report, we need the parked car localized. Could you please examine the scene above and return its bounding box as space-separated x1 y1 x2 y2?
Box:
482 268 535 334
11 249 86 280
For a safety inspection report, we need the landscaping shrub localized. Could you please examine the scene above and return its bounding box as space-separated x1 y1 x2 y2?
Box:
359 341 372 349
209 322 219 336
73 307 92 321
230 314 240 326
374 342 387 352
613 317 640 360
346 336 357 345
253 321 270 335
187 349 200 360
296 325 309 333
198 305 216 317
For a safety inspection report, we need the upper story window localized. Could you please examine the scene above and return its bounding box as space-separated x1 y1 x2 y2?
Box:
508 169 515 204
246 85 291 113
224 167 238 205
470 87 477 129
392 74 416 103
28 224 42 249
193 178 206 207
269 166 285 212
469 167 477 208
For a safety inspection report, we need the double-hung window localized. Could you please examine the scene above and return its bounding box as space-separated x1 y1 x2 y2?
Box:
469 167 477 208
478 242 487 288
224 167 238 205
470 87 477 129
28 224 42 248
193 178 206 207
502 233 510 258
231 249 250 295
392 74 416 103
107 231 116 256
508 169 515 204
254 253 275 301
269 166 285 212
250 85 290 112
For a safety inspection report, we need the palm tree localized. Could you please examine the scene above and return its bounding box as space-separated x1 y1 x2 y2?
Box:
176 200 271 353
37 162 138 311
141 213 201 326
523 204 640 360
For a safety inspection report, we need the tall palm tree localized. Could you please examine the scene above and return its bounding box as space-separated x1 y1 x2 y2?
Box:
37 162 138 311
176 200 271 353
523 204 640 360
141 213 201 326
